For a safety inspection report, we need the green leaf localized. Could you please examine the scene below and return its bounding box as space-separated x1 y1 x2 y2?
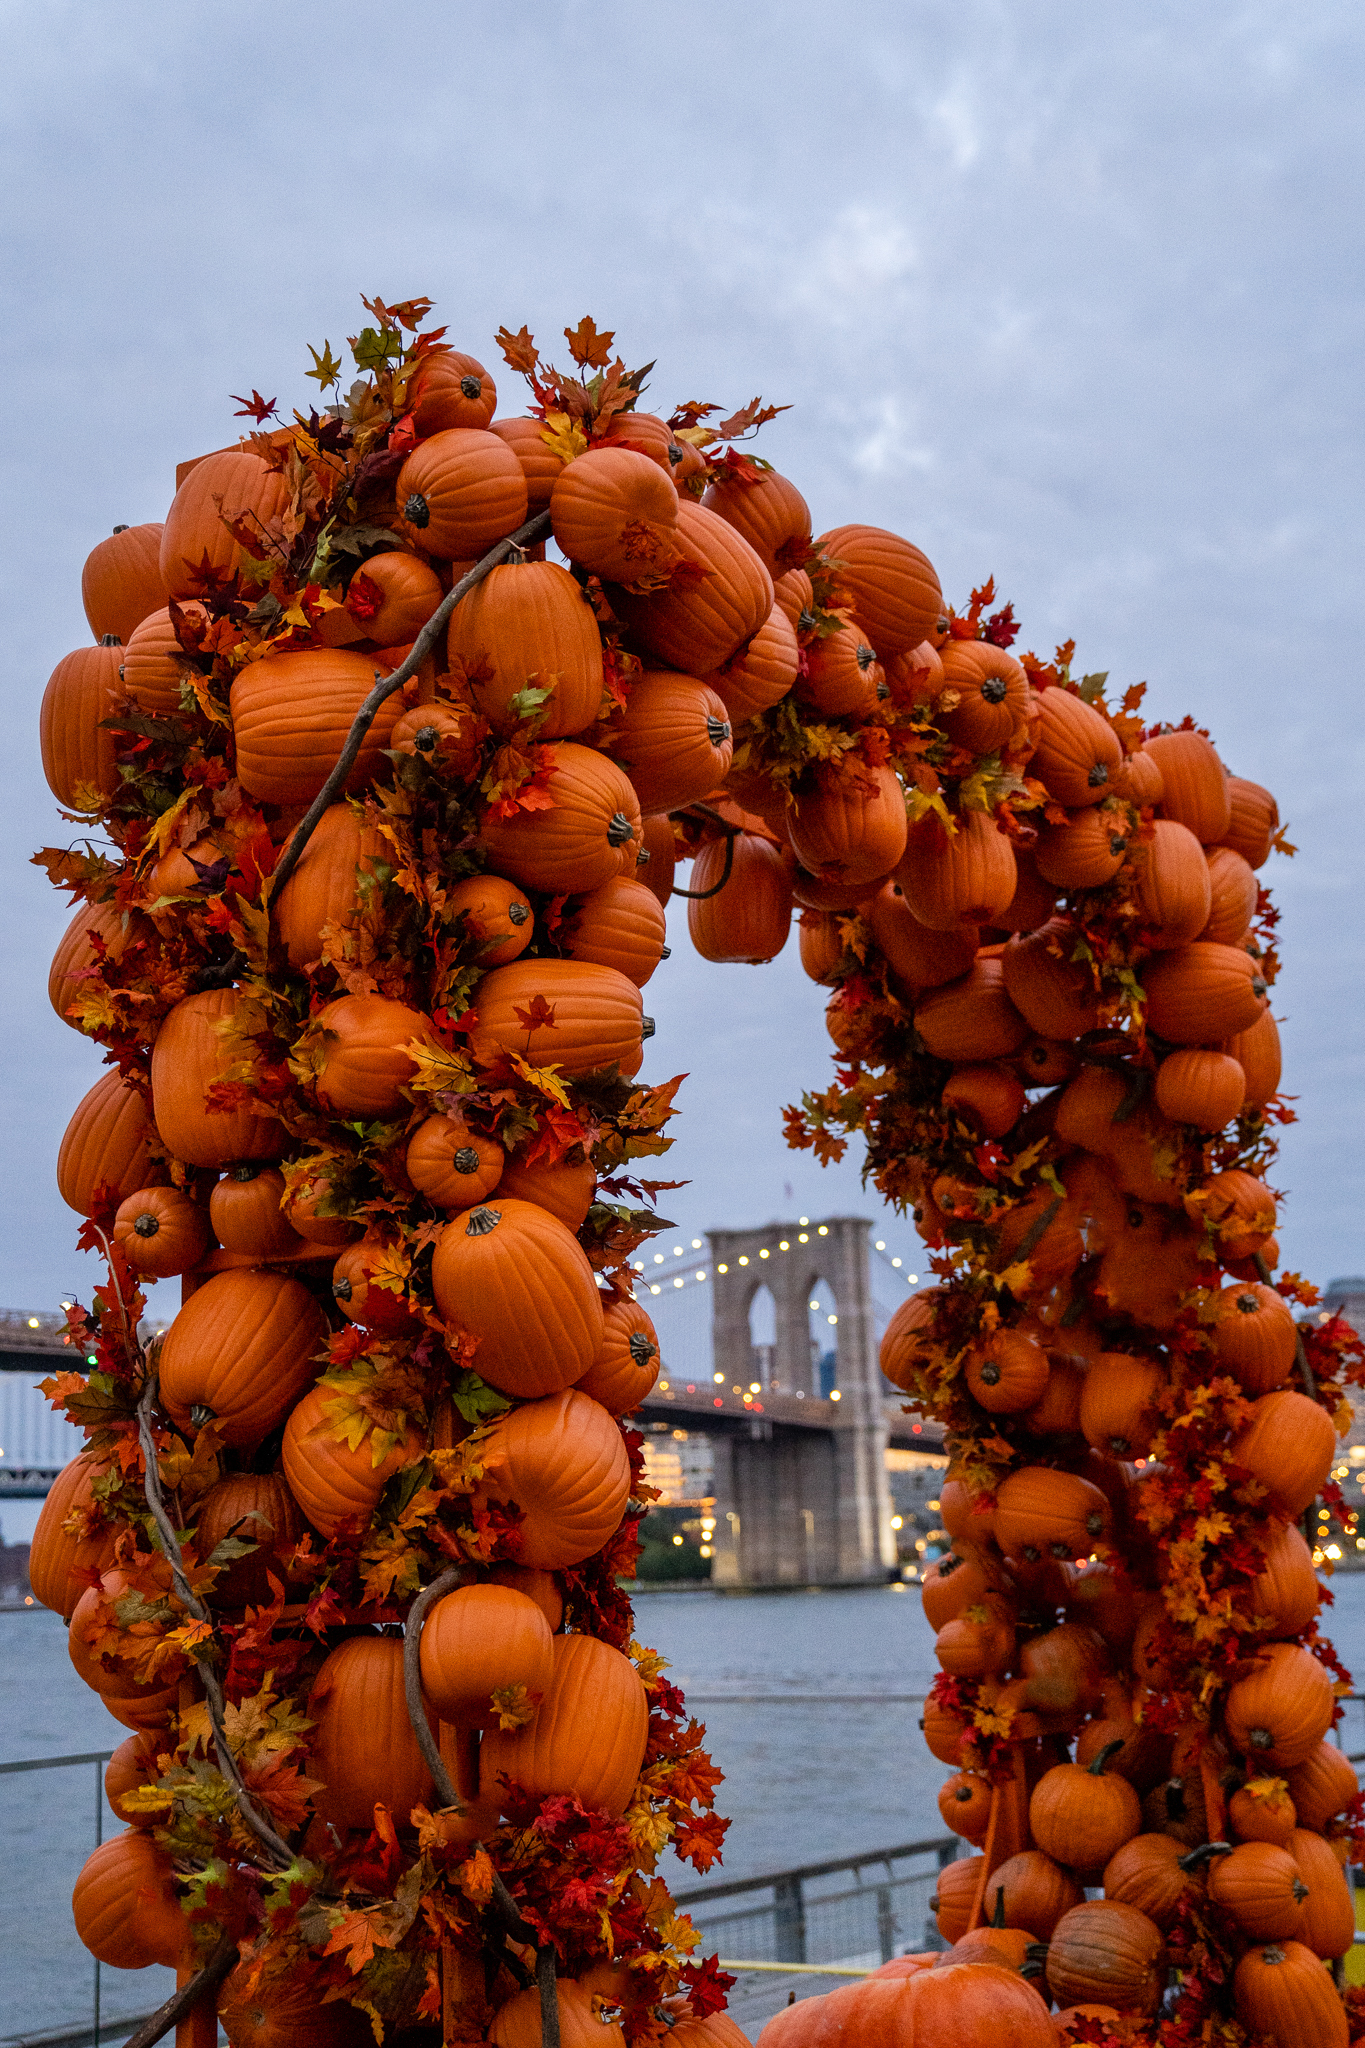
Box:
505 682 555 725
352 325 404 374
449 1369 513 1427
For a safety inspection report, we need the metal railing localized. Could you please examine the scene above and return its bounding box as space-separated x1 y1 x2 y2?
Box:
673 1837 960 1968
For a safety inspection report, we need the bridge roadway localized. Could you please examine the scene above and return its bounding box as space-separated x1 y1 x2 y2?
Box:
638 1378 944 1451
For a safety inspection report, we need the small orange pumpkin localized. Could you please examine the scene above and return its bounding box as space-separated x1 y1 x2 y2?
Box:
160 1269 328 1447
420 1583 554 1727
112 1184 211 1277
480 1388 630 1568
575 1296 660 1414
406 1116 505 1209
81 522 166 643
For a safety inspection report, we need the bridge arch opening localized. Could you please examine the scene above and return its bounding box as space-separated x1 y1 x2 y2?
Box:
747 1283 776 1390
807 1276 839 1397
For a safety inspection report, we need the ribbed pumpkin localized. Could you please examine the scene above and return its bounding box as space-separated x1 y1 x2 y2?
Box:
867 882 977 992
982 1852 1084 1943
328 547 444 647
942 1063 1025 1138
406 1116 505 1209
81 522 166 643
1144 729 1231 842
1154 1047 1246 1129
1186 1167 1277 1258
706 602 800 725
1284 1741 1360 1830
1226 1643 1336 1768
71 1830 186 1969
104 1730 166 1830
612 500 773 672
927 1854 986 1942
151 988 286 1169
818 523 943 655
404 348 497 433
448 557 602 736
1132 818 1214 947
430 1200 605 1398
1201 844 1260 944
281 1385 423 1536
762 1965 1057 2048
895 811 1017 929
1220 777 1280 869
57 1071 161 1216
1030 690 1123 807
965 1328 1049 1412
688 832 793 964
231 649 404 804
480 1388 629 1567
29 1453 115 1620
160 448 292 596
118 603 207 716
1101 1834 1202 1930
331 1233 423 1336
310 993 433 1116
1000 919 1101 1039
994 1468 1112 1561
939 642 1030 752
489 415 565 509
160 1270 326 1446
395 427 527 558
1079 1353 1164 1459
610 671 733 811
1207 1842 1308 1939
480 741 641 893
195 1470 305 1609
797 617 882 719
466 958 645 1078
480 1632 648 1818
798 909 843 984
1221 1006 1282 1106
938 1770 995 1845
490 1979 625 2048
561 876 666 988
272 801 388 970
308 1636 436 1830
935 1595 1016 1679
218 1964 369 2048
420 1583 554 1727
113 1185 211 1278
40 641 124 808
914 958 1030 1062
69 1577 186 1705
1034 803 1132 889
788 761 907 885
703 466 811 576
1287 1830 1355 1959
772 566 814 629
48 898 132 1029
636 811 676 907
495 1148 597 1230
1231 1391 1335 1519
595 408 682 469
878 1289 943 1393
1228 1779 1297 1846
920 1544 1004 1631
209 1163 307 1258
549 446 680 583
1045 1901 1165 2016
575 1297 660 1414
1143 941 1266 1042
1211 1282 1298 1395
1233 1941 1349 2048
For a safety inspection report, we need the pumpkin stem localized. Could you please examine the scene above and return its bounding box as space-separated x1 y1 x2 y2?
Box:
1089 1738 1128 1776
453 1148 480 1174
133 1213 160 1239
465 1206 502 1236
606 811 636 847
1179 1842 1232 1871
1022 1943 1049 1979
403 492 430 528
189 1403 215 1430
990 1889 1006 1929
642 1016 656 1040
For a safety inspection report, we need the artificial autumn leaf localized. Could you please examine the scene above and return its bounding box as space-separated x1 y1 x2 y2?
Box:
495 324 540 376
305 341 344 391
231 390 278 422
563 316 616 369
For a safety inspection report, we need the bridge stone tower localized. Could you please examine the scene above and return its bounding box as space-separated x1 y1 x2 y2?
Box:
702 1216 897 1588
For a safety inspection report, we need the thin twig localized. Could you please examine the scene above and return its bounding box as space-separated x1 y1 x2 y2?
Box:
135 1375 293 1869
1255 1251 1317 1401
121 1930 238 2048
536 1943 562 2048
268 508 552 903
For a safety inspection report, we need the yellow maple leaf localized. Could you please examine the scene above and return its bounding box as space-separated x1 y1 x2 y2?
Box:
117 1783 176 1814
540 412 589 466
507 1050 573 1109
403 1037 475 1097
994 1259 1034 1295
457 1848 495 1905
1193 1511 1233 1546
488 1683 540 1732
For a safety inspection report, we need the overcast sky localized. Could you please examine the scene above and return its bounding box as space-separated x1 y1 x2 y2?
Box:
2 0 1361 1318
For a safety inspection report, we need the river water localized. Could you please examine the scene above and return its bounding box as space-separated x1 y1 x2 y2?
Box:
3 1581 1361 2044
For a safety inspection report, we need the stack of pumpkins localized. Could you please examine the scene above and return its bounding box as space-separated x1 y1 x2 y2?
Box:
31 303 1353 2048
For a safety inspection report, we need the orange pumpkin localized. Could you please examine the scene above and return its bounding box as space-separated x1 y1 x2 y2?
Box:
687 832 793 964
1220 777 1280 869
818 523 944 655
914 958 1030 1062
942 1063 1025 1138
575 1297 660 1414
1030 690 1123 807
879 1288 944 1393
49 898 133 1030
1031 1748 1144 1873
151 988 286 1168
480 741 641 893
772 566 814 629
420 1583 554 1727
1233 1939 1349 2048
1201 844 1260 944
1231 1391 1336 1519
867 882 977 992
1000 919 1101 1039
431 1200 606 1399
1288 1830 1355 1959
40 641 124 808
209 1164 307 1258
1208 1841 1308 1940
938 641 1029 752
195 1470 305 1609
610 671 734 812
1211 1282 1298 1395
72 1830 186 1969
788 761 908 885
327 547 444 648
490 415 566 509
966 1328 1049 1412
57 1071 161 1216
706 603 800 725
1132 819 1213 947
1226 1643 1336 1768
1228 1779 1297 1846
231 648 405 805
445 872 535 966
28 1453 116 1621
395 426 527 558
612 500 773 672
1034 803 1132 889
757 1964 1056 2048
796 616 882 719
118 603 211 717
309 993 433 1116
1044 1901 1165 2016
636 811 677 907
1143 941 1266 1042
703 465 811 575
467 958 645 1078
1283 1741 1360 1830
160 1269 326 1446
1154 1047 1246 1129
480 1388 630 1567
218 1964 369 2048
404 350 497 434
448 557 602 736
549 446 680 583
406 1116 505 1209
332 1235 423 1336
309 1636 436 1830
281 1385 423 1536
480 1632 648 1818
562 875 666 987
81 522 166 643
1144 729 1231 842
495 1148 597 1230
160 448 291 596
271 801 389 971
112 1184 211 1278
1221 1006 1282 1107
896 811 1017 929
984 1850 1083 1941
994 1468 1112 1562
1079 1353 1165 1459
104 1730 166 1831
490 1979 625 2048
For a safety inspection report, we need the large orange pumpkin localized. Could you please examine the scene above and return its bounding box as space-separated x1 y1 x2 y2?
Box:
480 1632 648 1818
112 1184 211 1278
119 604 208 716
57 1071 161 1216
939 642 1030 753
1232 1940 1349 2048
1044 1901 1165 2016
309 993 434 1116
755 1961 1056 2048
40 642 124 809
706 603 800 725
1030 689 1123 807
479 741 642 893
896 811 1017 929
609 671 733 812
1231 1390 1336 1518
1283 1741 1360 1830
1142 941 1266 1043
688 832 793 964
81 522 166 643
406 1115 505 1209
1131 819 1214 948
703 465 811 576
788 761 908 884
817 523 944 655
395 427 528 558
448 557 603 736
404 349 497 434
612 500 773 672
420 1583 554 1726
29 1453 115 1621
576 1297 660 1414
549 446 680 583
1144 729 1231 843
272 802 389 970
490 1979 625 2048
561 875 667 988
914 958 1030 1062
151 988 286 1168
160 449 291 596
480 1388 630 1567
308 1636 436 1831
430 1200 606 1398
231 649 405 805
72 1830 186 1970
1225 1643 1336 1768
159 1269 327 1446
281 1386 423 1536
466 958 645 1078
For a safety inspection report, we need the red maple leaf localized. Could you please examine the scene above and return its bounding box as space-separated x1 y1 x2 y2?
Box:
230 390 278 423
513 994 557 1033
678 1957 735 2017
